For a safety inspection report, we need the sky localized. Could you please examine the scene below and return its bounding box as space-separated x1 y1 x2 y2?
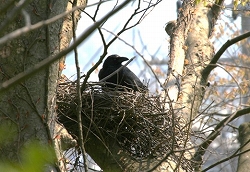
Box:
63 2 177 169
62 0 241 171
62 0 177 91
62 0 235 92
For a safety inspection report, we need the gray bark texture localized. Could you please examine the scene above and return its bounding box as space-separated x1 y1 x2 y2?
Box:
86 0 223 171
237 123 250 172
0 0 86 171
165 0 223 171
237 10 250 172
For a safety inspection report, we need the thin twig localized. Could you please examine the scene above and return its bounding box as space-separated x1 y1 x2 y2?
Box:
103 28 164 89
192 106 250 167
0 4 85 45
0 0 31 35
81 0 162 92
0 0 131 93
202 140 250 172
99 56 135 82
72 0 88 171
202 31 250 82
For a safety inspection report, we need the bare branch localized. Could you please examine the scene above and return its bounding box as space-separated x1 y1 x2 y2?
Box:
99 56 135 82
102 28 164 89
0 0 131 93
193 106 250 168
0 0 31 35
202 31 250 82
72 0 88 171
0 4 86 45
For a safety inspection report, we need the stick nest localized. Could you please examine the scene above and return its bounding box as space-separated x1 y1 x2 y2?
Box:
57 81 187 162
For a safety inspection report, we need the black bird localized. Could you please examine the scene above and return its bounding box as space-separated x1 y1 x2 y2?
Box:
98 54 146 91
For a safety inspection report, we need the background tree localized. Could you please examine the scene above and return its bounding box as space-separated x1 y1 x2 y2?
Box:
0 0 86 171
1 0 250 172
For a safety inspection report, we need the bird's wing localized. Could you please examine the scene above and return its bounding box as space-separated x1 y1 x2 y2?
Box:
121 67 145 89
98 68 104 80
99 66 117 81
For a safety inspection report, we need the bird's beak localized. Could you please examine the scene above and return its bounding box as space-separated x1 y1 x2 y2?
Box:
118 57 129 63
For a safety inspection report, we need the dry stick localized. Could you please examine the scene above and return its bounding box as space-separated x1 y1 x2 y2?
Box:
0 0 113 45
0 4 84 45
85 1 161 92
202 138 250 172
71 0 88 171
203 149 250 172
192 31 250 168
80 0 144 92
193 106 250 169
0 0 131 93
102 28 164 89
0 0 31 35
0 1 114 45
210 63 242 105
202 31 250 82
218 63 250 70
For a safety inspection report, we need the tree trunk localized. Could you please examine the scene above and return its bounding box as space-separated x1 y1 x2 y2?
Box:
237 10 250 172
237 123 250 172
241 11 250 122
83 1 223 171
165 0 223 171
0 0 86 171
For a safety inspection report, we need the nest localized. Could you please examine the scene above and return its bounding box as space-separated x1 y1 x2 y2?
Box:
57 81 188 164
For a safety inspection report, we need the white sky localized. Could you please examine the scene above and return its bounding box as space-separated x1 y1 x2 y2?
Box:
62 0 236 90
63 0 177 84
62 1 242 171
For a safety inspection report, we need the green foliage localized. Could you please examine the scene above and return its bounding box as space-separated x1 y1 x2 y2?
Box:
195 0 202 4
234 0 239 9
0 122 16 145
0 163 20 172
235 0 249 7
19 142 56 172
195 0 250 8
0 125 56 172
195 0 208 6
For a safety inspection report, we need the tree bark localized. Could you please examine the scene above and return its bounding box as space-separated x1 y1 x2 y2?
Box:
0 0 86 171
84 1 223 171
164 0 223 171
236 9 250 172
237 123 250 172
79 2 218 171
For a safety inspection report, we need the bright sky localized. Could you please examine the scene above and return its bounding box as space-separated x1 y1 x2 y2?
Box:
62 1 241 171
63 2 177 169
62 0 236 91
63 0 177 89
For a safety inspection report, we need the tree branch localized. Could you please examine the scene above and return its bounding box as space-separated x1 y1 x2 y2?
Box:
0 4 86 45
72 0 88 171
0 0 31 35
202 31 250 82
0 0 131 93
193 106 250 169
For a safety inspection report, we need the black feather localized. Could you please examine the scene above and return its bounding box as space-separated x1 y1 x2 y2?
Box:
99 54 147 91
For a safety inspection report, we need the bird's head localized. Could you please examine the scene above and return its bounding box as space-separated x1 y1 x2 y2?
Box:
103 54 129 68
